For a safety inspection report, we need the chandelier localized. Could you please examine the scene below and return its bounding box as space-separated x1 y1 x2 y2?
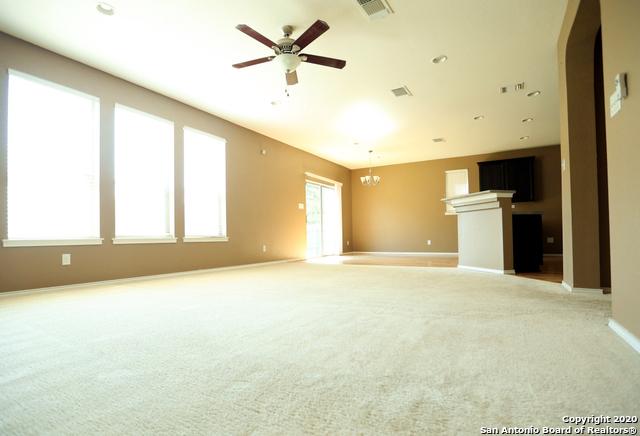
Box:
360 150 381 187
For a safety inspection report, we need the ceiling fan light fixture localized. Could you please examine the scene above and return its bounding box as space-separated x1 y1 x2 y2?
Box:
277 53 301 73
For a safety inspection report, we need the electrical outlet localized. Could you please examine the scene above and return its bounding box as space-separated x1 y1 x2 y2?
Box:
262 244 267 253
347 240 350 246
61 253 71 266
427 240 432 246
547 237 555 244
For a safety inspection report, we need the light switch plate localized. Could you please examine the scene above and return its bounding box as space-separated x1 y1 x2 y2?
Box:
547 237 555 244
62 253 71 266
298 203 304 210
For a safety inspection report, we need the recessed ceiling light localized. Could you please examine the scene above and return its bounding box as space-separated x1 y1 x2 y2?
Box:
520 136 530 141
96 2 114 15
522 117 534 123
391 86 412 97
527 90 541 97
432 137 446 143
431 55 448 64
473 115 484 120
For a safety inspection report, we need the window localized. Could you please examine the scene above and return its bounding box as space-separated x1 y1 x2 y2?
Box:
4 70 101 247
183 127 227 241
114 105 175 243
445 169 469 214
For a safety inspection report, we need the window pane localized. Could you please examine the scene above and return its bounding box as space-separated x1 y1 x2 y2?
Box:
7 71 100 240
445 170 469 214
115 105 174 238
183 128 226 237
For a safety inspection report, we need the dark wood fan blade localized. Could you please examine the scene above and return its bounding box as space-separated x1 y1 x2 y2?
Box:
236 24 277 49
300 54 346 69
285 71 298 86
232 56 275 68
293 19 330 51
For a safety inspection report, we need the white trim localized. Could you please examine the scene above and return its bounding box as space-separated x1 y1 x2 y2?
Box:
183 125 227 144
351 251 458 257
9 69 100 102
115 102 173 125
458 265 516 274
304 171 343 187
561 281 602 293
182 236 229 243
2 238 104 247
608 319 640 354
0 258 303 298
112 237 177 245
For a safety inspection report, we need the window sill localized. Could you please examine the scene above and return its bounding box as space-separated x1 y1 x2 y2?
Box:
2 238 104 247
183 236 229 243
112 237 177 245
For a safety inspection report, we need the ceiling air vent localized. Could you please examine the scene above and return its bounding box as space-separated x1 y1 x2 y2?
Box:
432 138 446 143
356 0 394 20
391 86 412 97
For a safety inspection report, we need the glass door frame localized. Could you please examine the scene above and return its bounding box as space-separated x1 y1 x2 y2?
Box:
304 172 343 259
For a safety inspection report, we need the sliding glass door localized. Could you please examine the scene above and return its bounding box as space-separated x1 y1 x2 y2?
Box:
305 181 341 258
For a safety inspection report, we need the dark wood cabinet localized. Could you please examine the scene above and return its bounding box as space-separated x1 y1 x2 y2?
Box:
512 213 543 272
478 156 534 202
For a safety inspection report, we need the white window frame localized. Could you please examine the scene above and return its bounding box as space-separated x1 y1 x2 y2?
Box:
445 169 469 215
2 69 103 247
112 104 176 244
182 126 228 243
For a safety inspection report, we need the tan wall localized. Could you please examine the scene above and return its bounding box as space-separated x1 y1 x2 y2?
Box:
600 0 640 338
557 0 602 289
0 33 352 293
351 145 562 254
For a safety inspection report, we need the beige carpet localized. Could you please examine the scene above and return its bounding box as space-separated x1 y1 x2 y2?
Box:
0 262 638 435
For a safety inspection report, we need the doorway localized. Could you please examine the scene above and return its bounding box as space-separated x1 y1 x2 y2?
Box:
305 181 341 258
594 28 611 290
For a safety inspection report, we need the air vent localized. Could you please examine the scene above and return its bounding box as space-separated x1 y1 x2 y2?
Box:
499 86 508 94
391 86 412 97
515 82 525 91
356 0 394 20
432 138 446 143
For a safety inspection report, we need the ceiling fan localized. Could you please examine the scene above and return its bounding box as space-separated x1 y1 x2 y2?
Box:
232 19 346 86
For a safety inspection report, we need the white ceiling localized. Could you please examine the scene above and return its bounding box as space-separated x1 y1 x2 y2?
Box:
0 0 567 169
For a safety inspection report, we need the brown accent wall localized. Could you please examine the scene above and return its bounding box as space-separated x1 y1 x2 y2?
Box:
351 145 561 254
0 33 352 293
600 0 640 339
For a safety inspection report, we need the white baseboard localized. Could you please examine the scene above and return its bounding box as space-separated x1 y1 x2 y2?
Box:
0 258 303 298
458 265 515 275
609 319 640 354
351 251 458 257
561 281 602 293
